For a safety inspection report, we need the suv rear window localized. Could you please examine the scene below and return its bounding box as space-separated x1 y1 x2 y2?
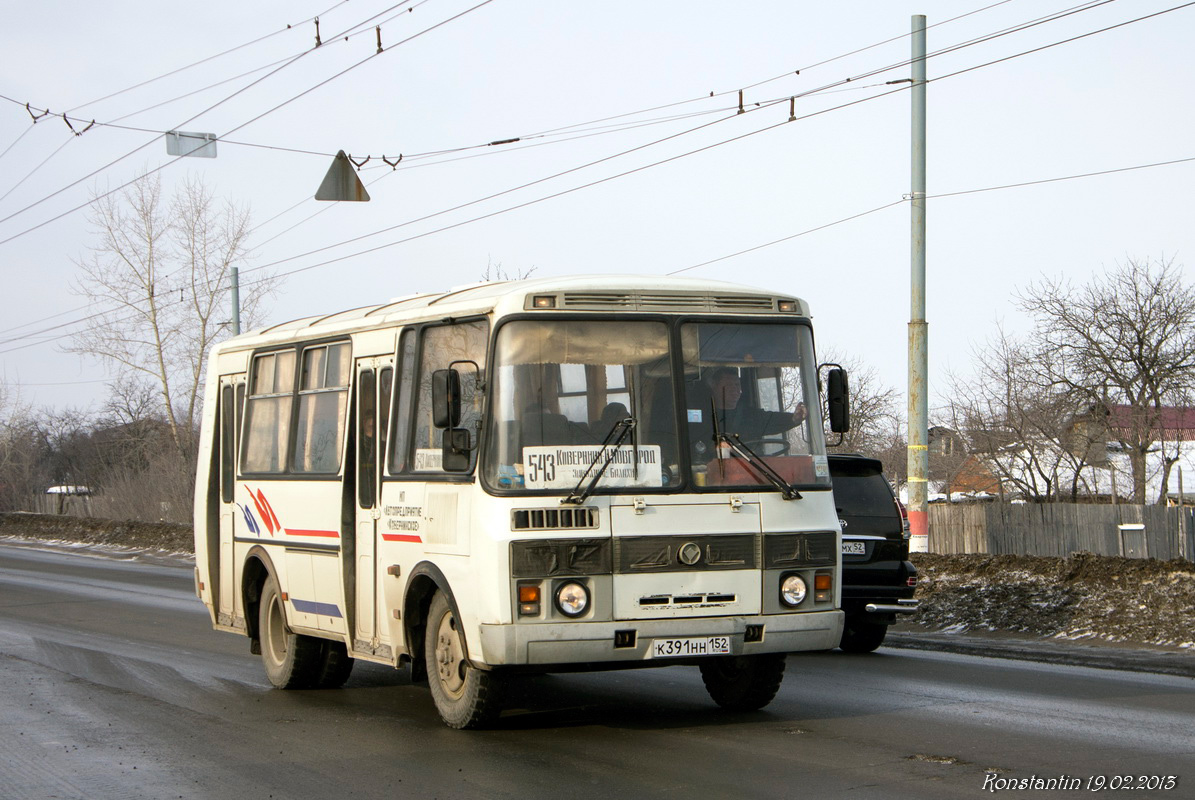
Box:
829 458 899 520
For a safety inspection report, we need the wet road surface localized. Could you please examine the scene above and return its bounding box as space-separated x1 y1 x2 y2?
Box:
2 540 1192 799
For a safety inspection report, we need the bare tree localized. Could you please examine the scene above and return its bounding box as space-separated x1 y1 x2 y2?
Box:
1017 258 1195 503
0 384 50 510
66 172 275 455
819 351 905 473
947 327 1096 501
480 258 536 282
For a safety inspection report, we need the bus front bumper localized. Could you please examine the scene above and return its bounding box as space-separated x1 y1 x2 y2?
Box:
477 609 843 667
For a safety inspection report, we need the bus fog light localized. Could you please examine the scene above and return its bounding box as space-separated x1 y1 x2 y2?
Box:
780 574 807 607
555 581 590 617
518 583 541 617
814 572 832 603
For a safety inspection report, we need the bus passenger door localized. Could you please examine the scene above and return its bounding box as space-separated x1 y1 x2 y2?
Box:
352 358 392 656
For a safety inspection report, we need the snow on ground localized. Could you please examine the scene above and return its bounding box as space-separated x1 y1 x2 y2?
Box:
908 553 1195 649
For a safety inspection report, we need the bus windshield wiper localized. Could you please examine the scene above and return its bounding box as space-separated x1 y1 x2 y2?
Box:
562 417 636 505
713 432 802 500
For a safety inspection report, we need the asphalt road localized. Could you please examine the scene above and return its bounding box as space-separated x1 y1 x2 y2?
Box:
2 540 1193 800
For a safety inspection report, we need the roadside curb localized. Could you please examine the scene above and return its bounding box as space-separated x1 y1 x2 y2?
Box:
885 630 1195 678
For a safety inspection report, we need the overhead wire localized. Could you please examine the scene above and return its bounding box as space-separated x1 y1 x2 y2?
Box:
96 0 433 128
0 94 806 354
662 153 1195 279
0 0 1090 225
197 0 1089 248
0 0 486 344
502 0 1024 144
65 0 352 114
1 0 1186 354
0 2 363 216
0 0 1064 190
296 0 1115 170
227 0 1114 280
231 0 1195 287
0 0 422 240
25 143 1183 361
0 0 460 345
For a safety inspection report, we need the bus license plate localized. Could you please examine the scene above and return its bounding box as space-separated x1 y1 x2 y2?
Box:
841 541 867 555
651 636 732 658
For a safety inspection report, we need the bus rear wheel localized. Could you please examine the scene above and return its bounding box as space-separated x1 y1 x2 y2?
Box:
259 575 324 689
315 640 355 688
424 591 505 729
699 653 786 712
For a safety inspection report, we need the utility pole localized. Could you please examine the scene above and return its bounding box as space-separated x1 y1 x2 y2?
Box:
908 14 930 553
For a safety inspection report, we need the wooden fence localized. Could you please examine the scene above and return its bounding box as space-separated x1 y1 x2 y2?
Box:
928 503 1194 560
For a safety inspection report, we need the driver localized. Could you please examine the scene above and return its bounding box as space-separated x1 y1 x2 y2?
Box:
704 367 806 445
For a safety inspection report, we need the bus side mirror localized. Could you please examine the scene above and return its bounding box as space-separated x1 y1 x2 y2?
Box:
432 369 461 429
827 367 850 433
442 428 471 472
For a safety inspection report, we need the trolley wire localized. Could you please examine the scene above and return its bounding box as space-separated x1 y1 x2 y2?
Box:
65 1 351 115
1 0 1189 354
0 0 432 240
11 146 1192 357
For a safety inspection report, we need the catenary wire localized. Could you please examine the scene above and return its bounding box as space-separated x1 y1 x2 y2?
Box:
0 1 416 231
1 1 1186 352
66 0 352 114
0 0 1074 194
0 2 498 348
0 2 362 207
0 0 1095 227
0 0 487 245
225 0 1195 289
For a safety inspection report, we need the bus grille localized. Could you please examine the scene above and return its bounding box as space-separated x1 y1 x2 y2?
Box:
615 534 758 572
511 507 599 531
556 292 781 313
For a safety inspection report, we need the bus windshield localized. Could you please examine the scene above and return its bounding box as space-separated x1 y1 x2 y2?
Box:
482 317 829 494
484 319 678 491
681 320 828 491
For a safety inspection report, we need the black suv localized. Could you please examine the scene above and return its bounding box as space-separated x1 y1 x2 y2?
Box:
829 454 918 652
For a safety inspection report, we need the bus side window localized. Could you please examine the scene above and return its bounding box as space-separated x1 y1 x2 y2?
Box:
220 384 235 503
379 367 393 475
292 342 351 473
388 330 417 474
357 370 376 508
235 382 246 459
243 350 296 473
412 321 488 473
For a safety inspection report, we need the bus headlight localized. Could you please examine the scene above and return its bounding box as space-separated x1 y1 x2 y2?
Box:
780 574 807 607
555 581 590 618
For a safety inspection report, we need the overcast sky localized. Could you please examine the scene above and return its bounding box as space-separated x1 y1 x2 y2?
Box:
2 0 1193 416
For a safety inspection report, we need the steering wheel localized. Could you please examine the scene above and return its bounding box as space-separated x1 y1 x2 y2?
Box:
744 438 790 456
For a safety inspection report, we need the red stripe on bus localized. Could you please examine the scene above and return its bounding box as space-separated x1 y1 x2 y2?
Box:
382 533 422 543
284 529 340 538
258 490 283 533
249 489 275 535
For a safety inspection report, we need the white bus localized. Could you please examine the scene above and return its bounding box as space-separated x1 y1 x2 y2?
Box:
194 274 850 728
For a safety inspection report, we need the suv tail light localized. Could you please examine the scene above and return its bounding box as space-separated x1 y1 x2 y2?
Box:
896 498 910 538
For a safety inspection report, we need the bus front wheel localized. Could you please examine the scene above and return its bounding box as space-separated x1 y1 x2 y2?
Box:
699 653 786 712
259 575 324 689
424 591 505 729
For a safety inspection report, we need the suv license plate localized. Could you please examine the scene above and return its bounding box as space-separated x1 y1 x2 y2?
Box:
651 636 732 658
841 541 867 555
